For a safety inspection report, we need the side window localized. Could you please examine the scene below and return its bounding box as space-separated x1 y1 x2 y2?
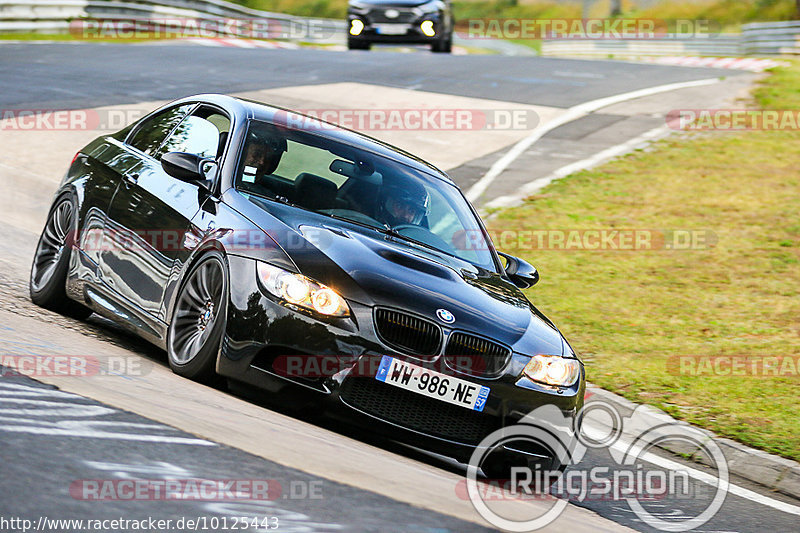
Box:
127 104 194 156
157 108 231 161
272 140 348 187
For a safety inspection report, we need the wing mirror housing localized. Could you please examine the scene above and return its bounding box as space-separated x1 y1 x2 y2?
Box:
161 152 217 185
498 251 539 289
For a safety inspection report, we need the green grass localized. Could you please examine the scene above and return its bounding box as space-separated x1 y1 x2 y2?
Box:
0 33 74 40
487 61 800 461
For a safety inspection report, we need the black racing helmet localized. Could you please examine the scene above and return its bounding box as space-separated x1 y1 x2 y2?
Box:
378 176 430 226
246 124 287 175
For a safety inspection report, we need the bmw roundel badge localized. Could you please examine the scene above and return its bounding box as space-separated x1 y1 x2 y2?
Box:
436 308 455 324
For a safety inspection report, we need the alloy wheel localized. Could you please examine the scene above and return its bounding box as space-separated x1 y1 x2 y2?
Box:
169 258 225 365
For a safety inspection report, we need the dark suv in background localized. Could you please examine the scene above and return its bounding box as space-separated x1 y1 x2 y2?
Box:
347 0 453 53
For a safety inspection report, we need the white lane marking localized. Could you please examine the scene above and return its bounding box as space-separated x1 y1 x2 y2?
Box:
484 125 670 209
583 424 800 517
0 382 216 446
0 398 116 417
465 78 720 202
0 420 217 445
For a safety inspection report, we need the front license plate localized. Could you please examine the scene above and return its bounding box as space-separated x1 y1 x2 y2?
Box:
375 356 490 412
374 24 409 35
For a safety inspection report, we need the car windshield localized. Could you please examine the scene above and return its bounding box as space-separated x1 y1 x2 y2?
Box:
234 119 498 272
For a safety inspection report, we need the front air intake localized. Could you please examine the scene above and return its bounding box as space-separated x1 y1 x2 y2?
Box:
374 308 442 357
445 332 511 377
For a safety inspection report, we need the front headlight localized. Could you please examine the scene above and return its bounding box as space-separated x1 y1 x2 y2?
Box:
257 262 350 317
523 355 580 387
414 0 444 15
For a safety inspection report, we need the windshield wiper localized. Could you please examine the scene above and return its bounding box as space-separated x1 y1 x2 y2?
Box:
324 212 386 232
377 226 445 256
323 213 443 255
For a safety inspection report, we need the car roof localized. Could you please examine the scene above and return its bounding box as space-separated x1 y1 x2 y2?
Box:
171 93 456 186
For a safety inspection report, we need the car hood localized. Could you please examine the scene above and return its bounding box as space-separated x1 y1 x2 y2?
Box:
257 203 565 356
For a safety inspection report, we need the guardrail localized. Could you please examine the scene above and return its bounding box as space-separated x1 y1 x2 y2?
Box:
541 35 743 58
541 21 800 58
0 0 345 41
742 20 800 55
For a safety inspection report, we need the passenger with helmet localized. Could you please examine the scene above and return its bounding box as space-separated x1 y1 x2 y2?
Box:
376 176 431 228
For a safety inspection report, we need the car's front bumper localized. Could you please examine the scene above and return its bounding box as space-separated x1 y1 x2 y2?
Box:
347 12 448 44
218 255 585 467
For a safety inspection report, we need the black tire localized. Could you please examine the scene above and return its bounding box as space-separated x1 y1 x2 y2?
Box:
29 193 92 320
432 34 452 53
348 38 370 50
167 251 228 382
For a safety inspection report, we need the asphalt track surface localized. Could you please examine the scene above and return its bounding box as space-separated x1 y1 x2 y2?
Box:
0 43 731 109
1 42 799 532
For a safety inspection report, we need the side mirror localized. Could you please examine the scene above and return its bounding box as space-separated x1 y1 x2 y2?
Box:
498 252 539 289
161 152 217 184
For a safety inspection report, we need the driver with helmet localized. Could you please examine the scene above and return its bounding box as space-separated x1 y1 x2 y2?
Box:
241 125 287 183
376 177 430 227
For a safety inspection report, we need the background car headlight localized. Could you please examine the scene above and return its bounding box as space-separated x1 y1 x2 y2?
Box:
350 19 365 36
523 355 580 387
257 262 349 317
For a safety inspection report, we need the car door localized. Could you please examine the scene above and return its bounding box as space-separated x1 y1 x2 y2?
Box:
74 141 144 272
100 104 230 321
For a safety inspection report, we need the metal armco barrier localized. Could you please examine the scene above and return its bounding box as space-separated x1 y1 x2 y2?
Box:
0 0 345 41
541 20 800 58
742 20 800 55
541 34 743 58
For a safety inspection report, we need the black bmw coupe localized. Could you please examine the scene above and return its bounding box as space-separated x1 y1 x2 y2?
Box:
30 94 584 476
